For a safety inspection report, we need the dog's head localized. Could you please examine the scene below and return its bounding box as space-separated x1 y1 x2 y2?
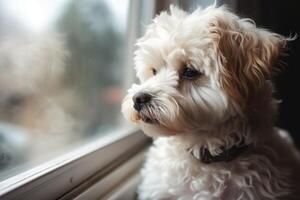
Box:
122 5 288 137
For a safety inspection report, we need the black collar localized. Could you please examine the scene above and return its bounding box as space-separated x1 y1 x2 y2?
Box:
190 141 251 164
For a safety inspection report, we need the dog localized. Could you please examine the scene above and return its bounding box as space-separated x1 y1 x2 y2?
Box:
122 5 300 200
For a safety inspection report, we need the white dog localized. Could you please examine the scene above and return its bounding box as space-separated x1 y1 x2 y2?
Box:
122 5 300 200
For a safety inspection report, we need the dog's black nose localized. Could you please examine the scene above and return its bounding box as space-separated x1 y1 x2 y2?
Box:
132 92 152 111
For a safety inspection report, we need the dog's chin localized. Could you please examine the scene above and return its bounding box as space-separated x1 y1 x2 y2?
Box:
122 101 180 137
137 112 182 137
130 112 178 137
139 122 179 138
122 105 158 125
138 113 158 124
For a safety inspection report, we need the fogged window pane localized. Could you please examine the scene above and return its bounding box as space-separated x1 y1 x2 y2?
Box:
0 0 130 180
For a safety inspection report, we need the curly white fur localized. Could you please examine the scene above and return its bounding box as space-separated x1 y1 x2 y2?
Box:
122 5 300 200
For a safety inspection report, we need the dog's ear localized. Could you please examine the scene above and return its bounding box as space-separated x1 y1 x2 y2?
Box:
208 10 289 109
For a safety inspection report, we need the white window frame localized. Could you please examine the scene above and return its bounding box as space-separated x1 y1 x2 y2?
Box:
0 128 150 200
0 0 155 199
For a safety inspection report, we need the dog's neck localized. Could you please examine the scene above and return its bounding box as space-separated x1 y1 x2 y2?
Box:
188 135 252 164
172 117 249 145
170 115 269 164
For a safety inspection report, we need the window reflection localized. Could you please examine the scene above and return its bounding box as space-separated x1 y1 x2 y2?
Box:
0 0 129 179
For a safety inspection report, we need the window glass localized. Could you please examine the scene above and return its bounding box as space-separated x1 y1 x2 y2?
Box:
0 0 132 180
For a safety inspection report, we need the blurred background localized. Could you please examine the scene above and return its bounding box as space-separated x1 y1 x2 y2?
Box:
0 0 299 182
0 0 154 180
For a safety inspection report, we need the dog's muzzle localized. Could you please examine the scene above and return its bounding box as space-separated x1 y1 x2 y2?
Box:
132 92 152 111
132 92 157 124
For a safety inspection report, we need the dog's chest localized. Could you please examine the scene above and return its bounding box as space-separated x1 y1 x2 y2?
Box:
139 138 241 200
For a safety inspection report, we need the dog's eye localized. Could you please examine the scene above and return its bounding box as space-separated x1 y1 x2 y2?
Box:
152 68 157 75
182 67 201 80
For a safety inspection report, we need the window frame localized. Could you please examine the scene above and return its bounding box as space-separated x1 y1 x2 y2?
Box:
0 128 150 200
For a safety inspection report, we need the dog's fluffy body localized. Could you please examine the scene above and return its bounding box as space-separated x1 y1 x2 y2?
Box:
122 5 300 200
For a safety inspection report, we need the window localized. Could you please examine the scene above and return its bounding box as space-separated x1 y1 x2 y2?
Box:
0 0 153 199
0 0 217 199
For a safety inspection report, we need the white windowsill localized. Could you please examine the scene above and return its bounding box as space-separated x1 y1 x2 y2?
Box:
0 127 150 200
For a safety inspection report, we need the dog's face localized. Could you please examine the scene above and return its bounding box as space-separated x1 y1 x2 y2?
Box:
122 6 286 137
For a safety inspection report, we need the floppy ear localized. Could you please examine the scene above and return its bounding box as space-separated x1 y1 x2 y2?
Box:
208 11 288 109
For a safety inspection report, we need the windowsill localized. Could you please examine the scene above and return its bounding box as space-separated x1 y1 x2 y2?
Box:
0 127 150 200
67 148 147 200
